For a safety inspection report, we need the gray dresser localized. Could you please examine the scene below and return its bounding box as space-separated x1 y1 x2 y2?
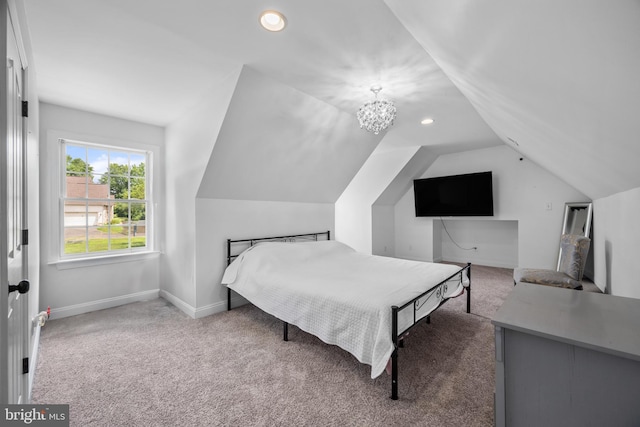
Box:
492 283 640 427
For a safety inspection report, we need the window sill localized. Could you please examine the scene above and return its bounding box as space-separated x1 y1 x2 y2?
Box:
49 251 161 270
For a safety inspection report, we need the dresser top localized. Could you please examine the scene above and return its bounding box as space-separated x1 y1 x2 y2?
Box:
492 283 640 362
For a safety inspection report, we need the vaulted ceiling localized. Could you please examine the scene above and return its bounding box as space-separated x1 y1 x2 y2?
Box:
25 0 640 201
387 0 640 200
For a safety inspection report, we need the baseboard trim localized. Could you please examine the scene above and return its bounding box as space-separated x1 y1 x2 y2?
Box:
443 256 515 269
49 289 160 320
48 289 248 322
194 301 226 319
159 290 247 319
159 290 196 319
194 295 248 319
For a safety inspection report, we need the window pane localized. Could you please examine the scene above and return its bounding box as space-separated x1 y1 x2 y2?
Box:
64 201 87 227
130 153 145 177
110 226 131 251
112 222 129 237
87 147 108 176
113 201 129 223
130 178 145 199
131 202 146 221
87 179 110 201
132 210 146 249
65 174 87 198
110 176 128 199
64 227 87 254
90 173 104 185
88 226 110 253
109 151 129 176
66 145 87 174
87 200 110 226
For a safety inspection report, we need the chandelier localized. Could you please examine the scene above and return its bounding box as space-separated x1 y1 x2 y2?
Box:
357 86 397 135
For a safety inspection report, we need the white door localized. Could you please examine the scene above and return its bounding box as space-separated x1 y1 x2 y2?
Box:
2 3 29 405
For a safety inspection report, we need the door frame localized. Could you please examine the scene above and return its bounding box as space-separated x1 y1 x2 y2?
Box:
1 0 30 404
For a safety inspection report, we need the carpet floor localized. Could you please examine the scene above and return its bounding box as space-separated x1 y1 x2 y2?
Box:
32 264 515 426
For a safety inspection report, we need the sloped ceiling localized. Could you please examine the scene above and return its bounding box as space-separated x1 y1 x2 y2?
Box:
197 66 381 203
385 0 640 200
374 147 439 205
24 0 499 152
25 0 639 202
23 0 240 126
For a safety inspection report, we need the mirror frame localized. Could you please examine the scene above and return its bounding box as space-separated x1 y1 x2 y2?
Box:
557 202 593 269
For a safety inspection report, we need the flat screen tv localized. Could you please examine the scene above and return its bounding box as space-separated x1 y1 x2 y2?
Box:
414 171 494 217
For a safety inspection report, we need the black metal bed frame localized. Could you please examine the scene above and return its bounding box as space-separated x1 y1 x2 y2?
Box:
225 231 471 400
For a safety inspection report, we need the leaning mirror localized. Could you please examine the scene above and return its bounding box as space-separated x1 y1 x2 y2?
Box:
557 202 593 269
561 202 593 237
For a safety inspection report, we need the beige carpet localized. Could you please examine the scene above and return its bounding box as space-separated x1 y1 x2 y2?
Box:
32 264 515 426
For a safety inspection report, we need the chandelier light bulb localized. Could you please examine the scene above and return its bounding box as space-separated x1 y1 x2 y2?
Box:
357 86 397 135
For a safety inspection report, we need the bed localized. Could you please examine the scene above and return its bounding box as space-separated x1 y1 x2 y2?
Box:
222 231 471 400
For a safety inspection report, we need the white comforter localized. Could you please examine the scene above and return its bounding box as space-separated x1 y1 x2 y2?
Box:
221 240 467 378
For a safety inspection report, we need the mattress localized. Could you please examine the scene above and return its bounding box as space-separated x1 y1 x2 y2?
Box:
221 240 467 378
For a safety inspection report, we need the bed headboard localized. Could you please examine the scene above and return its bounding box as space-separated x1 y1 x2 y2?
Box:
226 231 331 266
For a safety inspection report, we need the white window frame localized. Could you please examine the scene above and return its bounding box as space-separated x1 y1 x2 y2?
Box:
47 131 159 269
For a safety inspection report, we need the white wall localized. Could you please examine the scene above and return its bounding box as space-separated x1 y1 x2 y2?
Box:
394 192 438 262
336 145 419 253
193 199 334 317
593 187 640 298
161 70 241 310
392 145 589 270
371 205 395 256
39 103 164 318
163 66 376 317
440 219 518 268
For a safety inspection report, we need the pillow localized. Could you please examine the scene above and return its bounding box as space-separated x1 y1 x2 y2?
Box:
221 240 354 284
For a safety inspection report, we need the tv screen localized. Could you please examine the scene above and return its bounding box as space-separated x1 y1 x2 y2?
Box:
414 171 494 217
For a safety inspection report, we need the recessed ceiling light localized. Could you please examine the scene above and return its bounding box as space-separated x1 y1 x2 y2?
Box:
421 118 434 125
259 10 287 32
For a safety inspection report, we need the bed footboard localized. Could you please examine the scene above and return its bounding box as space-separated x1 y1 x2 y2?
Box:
390 262 471 400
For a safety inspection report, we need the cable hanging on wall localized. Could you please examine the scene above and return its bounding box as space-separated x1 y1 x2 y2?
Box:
440 218 477 251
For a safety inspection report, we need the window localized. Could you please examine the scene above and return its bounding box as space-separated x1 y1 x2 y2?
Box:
60 139 152 258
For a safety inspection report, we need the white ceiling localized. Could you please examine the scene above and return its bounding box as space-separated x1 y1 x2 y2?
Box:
386 0 640 199
24 0 640 201
196 66 382 203
24 0 500 152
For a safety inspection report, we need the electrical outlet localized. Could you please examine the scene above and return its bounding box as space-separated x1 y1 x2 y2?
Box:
545 202 552 211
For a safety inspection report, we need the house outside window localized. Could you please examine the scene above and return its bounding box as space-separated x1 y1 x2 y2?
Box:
61 139 151 257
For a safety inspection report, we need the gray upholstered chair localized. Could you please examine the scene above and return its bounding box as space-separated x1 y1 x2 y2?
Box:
513 234 591 290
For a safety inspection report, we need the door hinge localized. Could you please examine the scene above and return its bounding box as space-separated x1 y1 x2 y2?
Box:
22 357 29 374
22 101 28 117
22 229 28 246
